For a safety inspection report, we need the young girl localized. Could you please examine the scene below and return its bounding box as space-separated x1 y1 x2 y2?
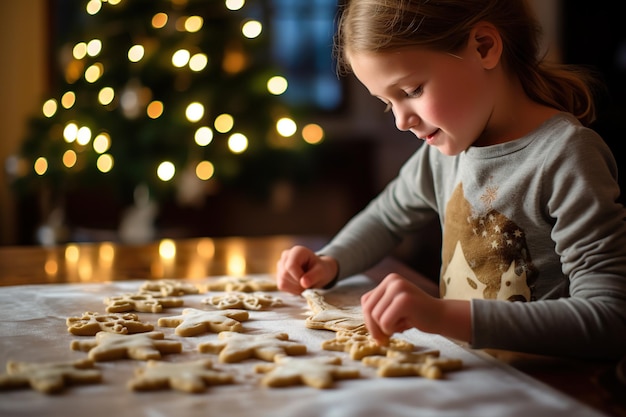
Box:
276 0 626 360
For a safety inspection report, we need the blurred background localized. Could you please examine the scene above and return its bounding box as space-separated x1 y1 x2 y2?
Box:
0 0 624 277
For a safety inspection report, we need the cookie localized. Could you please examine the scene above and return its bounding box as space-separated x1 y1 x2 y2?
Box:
104 292 183 313
321 330 414 360
66 311 154 335
302 290 367 333
204 276 277 292
0 358 101 394
70 331 182 361
128 359 234 393
140 279 200 296
157 308 249 336
198 331 307 363
362 349 463 379
202 292 283 310
255 355 360 389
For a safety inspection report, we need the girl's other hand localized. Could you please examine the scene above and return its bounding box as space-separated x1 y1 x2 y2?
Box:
276 245 338 295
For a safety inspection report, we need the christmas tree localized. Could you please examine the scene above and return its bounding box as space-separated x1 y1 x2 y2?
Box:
11 0 326 241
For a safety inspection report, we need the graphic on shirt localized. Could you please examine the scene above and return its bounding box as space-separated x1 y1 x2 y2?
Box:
440 183 537 301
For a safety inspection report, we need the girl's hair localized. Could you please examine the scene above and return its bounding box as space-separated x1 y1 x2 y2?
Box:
334 0 600 126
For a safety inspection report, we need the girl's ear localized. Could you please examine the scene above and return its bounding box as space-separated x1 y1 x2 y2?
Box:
470 22 502 70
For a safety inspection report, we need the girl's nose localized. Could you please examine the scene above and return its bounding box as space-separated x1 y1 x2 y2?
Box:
393 106 419 132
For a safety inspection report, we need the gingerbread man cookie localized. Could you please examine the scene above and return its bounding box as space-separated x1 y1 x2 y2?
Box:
204 276 277 292
302 290 367 334
202 292 283 310
140 279 200 296
157 308 249 336
198 331 307 363
70 331 182 361
104 292 183 313
362 349 463 379
128 359 234 393
321 331 414 360
66 311 154 335
255 355 361 389
0 358 101 394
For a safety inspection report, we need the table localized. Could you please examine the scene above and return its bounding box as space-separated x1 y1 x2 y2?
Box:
0 235 624 416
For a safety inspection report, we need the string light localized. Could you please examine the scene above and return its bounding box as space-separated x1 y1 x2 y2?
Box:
98 86 115 105
195 160 214 180
228 133 248 153
85 0 101 16
194 127 213 146
214 113 234 133
146 101 164 119
185 102 204 122
172 49 191 67
157 161 176 181
93 133 111 154
63 122 79 143
76 126 92 146
84 63 103 83
42 99 58 118
63 150 77 168
241 20 262 38
225 0 245 11
152 13 168 29
73 42 88 60
184 16 203 32
61 91 76 109
34 157 48 175
86 39 102 57
97 154 114 173
302 123 325 144
267 76 288 95
276 117 297 137
189 53 208 71
128 45 145 62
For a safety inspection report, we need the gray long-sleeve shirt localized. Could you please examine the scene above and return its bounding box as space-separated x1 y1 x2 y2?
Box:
319 113 626 359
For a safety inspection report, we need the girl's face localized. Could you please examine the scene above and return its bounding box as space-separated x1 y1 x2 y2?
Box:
349 44 499 156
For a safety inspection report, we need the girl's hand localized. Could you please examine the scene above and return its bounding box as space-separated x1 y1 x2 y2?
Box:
276 245 338 295
361 273 472 345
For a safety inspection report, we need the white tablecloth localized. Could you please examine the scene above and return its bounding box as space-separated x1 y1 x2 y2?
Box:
0 274 605 417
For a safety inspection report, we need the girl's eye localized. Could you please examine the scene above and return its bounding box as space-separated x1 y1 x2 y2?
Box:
406 86 423 98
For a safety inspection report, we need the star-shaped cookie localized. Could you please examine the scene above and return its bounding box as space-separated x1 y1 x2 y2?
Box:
140 279 200 296
128 359 234 392
104 292 183 313
362 349 463 379
70 331 182 361
157 308 249 336
202 292 283 310
255 355 360 389
321 330 414 360
302 290 366 333
66 311 154 335
0 358 101 394
204 276 277 292
198 331 307 363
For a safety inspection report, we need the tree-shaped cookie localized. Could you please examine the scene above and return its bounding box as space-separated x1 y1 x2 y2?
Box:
204 276 277 292
302 290 367 333
322 331 414 360
158 308 249 336
128 359 234 393
0 358 101 394
255 355 361 389
140 279 200 296
70 331 182 361
362 349 463 379
104 292 183 313
198 331 307 363
202 292 283 310
66 311 154 335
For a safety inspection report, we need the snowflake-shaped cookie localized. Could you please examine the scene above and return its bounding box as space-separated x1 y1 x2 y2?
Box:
70 331 182 361
103 292 183 313
140 279 200 296
0 358 101 394
198 331 307 363
255 355 360 389
202 292 283 310
302 290 366 333
66 311 154 335
128 359 234 393
204 276 277 292
321 331 414 360
362 349 463 379
157 308 249 336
